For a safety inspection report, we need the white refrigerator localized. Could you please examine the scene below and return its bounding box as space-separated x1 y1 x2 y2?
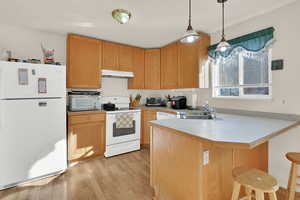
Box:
0 61 67 190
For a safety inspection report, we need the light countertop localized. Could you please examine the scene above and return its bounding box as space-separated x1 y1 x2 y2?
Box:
67 110 106 116
150 113 299 148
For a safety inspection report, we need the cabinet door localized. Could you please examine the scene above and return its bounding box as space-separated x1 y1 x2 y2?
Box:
119 44 133 71
198 34 211 88
178 33 211 89
67 35 100 89
128 48 145 89
145 49 161 89
178 41 200 89
102 41 119 70
142 110 156 146
68 121 105 163
161 43 179 89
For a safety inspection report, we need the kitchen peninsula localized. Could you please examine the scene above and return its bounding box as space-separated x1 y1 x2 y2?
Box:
149 114 300 200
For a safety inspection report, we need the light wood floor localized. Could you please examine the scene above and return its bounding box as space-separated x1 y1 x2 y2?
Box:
0 148 298 200
0 149 154 200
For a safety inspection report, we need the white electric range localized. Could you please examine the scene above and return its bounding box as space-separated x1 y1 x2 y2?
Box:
101 96 141 157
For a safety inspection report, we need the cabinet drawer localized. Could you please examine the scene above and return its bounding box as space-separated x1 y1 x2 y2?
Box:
69 113 105 124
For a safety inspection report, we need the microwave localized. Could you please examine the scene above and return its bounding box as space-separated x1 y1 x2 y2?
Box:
68 91 101 111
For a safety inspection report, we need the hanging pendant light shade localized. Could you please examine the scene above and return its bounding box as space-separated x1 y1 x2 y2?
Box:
180 0 200 43
216 0 230 52
217 37 230 52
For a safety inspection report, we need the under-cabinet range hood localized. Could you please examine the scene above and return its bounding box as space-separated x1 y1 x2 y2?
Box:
102 69 134 78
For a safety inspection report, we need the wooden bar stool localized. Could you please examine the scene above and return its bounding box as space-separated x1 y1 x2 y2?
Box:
286 152 300 200
231 167 279 200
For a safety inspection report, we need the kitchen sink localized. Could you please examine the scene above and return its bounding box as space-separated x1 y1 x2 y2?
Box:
179 115 213 120
178 112 214 120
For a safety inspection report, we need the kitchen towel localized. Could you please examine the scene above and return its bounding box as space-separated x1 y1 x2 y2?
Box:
115 113 134 129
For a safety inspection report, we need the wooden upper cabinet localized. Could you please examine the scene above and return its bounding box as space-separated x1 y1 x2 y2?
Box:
67 34 101 89
178 41 200 89
102 41 119 70
177 32 210 89
119 44 133 71
161 43 179 89
198 33 211 52
67 33 210 90
145 49 161 90
198 34 211 88
128 47 145 89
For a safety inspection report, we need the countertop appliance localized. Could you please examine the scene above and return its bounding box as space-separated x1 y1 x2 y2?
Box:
0 61 67 190
102 96 141 157
68 90 101 111
145 97 166 107
102 103 116 111
171 96 187 109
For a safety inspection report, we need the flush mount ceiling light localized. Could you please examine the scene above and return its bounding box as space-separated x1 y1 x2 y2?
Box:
112 9 132 24
216 0 230 52
180 0 200 43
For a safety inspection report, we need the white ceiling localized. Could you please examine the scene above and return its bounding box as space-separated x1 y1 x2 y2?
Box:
0 0 296 48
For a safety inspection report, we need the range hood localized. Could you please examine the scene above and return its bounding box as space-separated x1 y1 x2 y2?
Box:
102 69 134 78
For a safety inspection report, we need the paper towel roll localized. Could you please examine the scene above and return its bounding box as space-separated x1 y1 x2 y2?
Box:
191 94 198 109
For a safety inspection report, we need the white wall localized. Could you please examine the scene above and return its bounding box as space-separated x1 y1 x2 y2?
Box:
0 24 66 64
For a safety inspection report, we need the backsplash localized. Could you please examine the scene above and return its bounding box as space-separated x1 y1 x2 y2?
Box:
101 77 211 107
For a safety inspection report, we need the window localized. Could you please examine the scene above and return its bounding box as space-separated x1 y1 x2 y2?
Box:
212 49 272 99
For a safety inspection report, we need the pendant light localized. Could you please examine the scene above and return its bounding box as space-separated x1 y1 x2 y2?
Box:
216 0 230 52
180 0 200 43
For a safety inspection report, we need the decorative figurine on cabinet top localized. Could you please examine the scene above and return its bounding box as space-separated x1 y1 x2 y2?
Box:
41 44 55 64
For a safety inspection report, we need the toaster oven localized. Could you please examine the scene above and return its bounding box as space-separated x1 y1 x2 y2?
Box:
68 91 101 111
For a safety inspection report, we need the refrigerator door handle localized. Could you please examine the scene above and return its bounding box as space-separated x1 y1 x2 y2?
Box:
38 102 47 107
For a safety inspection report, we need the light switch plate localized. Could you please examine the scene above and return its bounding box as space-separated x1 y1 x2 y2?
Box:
203 151 209 165
272 59 284 70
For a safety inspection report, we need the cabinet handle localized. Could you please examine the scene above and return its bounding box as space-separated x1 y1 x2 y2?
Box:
39 102 47 107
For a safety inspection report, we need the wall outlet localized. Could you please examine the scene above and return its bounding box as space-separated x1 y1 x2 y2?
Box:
203 151 209 165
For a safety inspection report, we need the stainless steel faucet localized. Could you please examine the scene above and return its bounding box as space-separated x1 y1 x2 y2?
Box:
202 102 217 120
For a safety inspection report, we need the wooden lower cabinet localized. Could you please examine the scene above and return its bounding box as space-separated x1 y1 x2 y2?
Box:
150 125 268 200
68 113 106 163
141 110 157 147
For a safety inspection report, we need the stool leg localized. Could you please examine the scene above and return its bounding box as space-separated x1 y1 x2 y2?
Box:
286 163 298 200
231 181 241 200
269 192 278 200
255 190 265 200
245 187 252 200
